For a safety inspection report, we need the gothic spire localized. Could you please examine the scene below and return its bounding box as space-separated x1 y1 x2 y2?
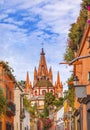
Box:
25 72 32 91
34 67 37 85
49 67 53 82
57 71 60 85
38 48 48 77
25 71 30 92
34 67 37 79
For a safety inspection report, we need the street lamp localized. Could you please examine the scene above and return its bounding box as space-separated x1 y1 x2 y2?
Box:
73 76 79 86
73 76 87 98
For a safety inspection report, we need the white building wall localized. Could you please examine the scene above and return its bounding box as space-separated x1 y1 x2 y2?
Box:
14 86 24 130
24 110 30 130
56 107 64 130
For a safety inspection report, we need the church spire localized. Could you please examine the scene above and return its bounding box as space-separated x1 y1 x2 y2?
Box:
38 48 48 77
25 71 30 92
57 71 60 85
25 72 32 91
54 71 63 97
34 67 37 79
49 67 53 82
34 67 37 85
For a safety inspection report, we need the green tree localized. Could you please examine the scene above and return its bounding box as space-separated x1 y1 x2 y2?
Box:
23 95 30 110
53 97 64 108
0 88 7 115
0 61 15 80
67 76 75 110
64 0 89 61
64 47 74 61
23 96 37 117
44 92 55 107
43 106 49 118
43 92 55 118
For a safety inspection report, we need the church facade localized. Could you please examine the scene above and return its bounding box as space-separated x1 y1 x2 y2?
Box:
25 48 63 111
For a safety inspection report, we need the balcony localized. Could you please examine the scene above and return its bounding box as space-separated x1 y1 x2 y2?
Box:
6 100 16 116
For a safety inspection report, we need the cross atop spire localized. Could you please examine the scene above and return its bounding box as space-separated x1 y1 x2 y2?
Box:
41 48 45 55
41 42 44 48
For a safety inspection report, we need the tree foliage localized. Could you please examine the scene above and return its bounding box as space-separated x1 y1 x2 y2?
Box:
23 96 30 109
44 92 65 117
23 96 38 117
53 97 64 107
44 92 55 107
67 76 75 110
64 47 74 62
0 61 15 80
64 0 89 61
43 106 49 118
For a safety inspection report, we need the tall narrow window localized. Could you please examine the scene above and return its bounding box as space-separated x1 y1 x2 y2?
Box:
42 90 46 95
35 90 37 96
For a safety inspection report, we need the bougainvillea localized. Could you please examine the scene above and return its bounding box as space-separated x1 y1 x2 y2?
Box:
43 118 52 130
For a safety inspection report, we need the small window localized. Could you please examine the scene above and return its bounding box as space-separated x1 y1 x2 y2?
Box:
42 90 46 95
42 76 46 80
50 90 53 93
35 90 37 96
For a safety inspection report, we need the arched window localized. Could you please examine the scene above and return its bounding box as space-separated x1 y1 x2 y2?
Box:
42 90 46 95
35 90 37 96
50 90 53 93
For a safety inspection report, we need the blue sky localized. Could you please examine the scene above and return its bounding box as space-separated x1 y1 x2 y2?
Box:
0 0 82 90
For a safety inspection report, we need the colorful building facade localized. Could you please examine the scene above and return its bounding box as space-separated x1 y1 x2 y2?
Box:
70 19 90 130
0 62 15 130
25 48 63 112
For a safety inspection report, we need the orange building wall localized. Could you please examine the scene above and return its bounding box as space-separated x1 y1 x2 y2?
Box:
74 26 90 130
0 63 15 130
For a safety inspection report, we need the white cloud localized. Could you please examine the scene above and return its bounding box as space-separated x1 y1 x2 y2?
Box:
0 0 82 90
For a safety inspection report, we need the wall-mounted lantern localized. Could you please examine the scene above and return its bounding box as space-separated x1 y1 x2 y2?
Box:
73 76 87 98
73 76 79 86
